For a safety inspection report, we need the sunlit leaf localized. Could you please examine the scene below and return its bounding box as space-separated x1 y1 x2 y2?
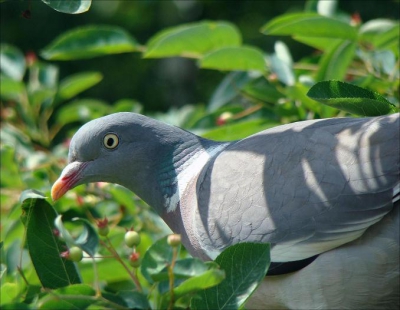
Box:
315 40 356 81
307 80 397 116
0 44 26 81
58 71 103 101
202 119 279 141
38 284 96 309
359 19 400 51
200 46 266 72
0 75 25 102
41 25 139 60
41 0 91 14
261 12 358 40
144 21 241 58
269 41 295 86
55 99 110 126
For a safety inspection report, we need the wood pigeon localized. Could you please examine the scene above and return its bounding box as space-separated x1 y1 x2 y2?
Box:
52 112 399 309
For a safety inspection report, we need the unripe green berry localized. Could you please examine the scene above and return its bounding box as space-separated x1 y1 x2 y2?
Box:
167 234 181 247
124 231 141 247
68 246 83 262
129 252 141 268
98 226 110 237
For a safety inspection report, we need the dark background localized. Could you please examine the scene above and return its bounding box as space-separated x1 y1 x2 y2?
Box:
1 0 399 112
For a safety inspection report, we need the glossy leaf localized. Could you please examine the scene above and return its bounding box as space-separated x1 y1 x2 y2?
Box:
0 44 26 81
20 190 82 289
55 99 110 126
359 19 400 50
293 35 341 51
54 216 99 257
155 258 212 283
202 119 279 141
41 0 91 14
269 41 295 86
191 243 270 310
261 12 358 40
58 72 103 101
315 40 356 81
72 218 99 257
200 46 266 72
144 21 241 58
140 236 176 284
38 284 96 309
173 268 225 300
0 76 25 102
41 25 139 60
307 80 397 116
208 72 253 112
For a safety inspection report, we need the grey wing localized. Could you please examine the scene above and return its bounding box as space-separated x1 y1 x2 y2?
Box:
194 114 399 262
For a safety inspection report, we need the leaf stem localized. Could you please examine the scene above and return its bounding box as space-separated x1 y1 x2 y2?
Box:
167 246 179 310
100 238 142 292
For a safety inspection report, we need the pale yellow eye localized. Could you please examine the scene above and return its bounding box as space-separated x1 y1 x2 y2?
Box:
103 133 119 149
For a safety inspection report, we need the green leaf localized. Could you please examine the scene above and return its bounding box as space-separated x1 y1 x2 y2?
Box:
173 268 225 300
315 40 356 81
269 41 295 86
20 190 82 289
200 46 266 72
38 284 96 309
71 218 99 257
41 25 139 60
155 258 211 283
241 77 284 104
261 12 357 40
359 19 399 51
0 75 26 102
54 216 99 257
202 119 279 141
293 35 341 51
0 145 24 188
55 99 110 126
41 0 91 14
140 236 175 284
317 0 337 17
191 243 270 310
144 21 241 58
307 80 397 116
58 71 103 101
0 283 19 305
208 72 253 112
0 44 26 81
1 303 30 310
116 291 150 310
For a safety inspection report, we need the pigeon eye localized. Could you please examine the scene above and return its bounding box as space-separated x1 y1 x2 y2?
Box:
103 133 119 149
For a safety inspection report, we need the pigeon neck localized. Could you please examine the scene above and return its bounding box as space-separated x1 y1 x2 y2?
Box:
156 135 229 213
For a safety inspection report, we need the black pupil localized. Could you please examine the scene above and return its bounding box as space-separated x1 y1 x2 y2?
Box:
107 137 114 147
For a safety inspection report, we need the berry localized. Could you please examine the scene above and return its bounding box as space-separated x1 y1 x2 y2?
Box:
129 252 141 268
167 234 181 247
96 218 109 236
61 246 83 262
124 230 141 247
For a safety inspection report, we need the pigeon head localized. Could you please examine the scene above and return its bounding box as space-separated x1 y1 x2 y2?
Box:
51 112 184 205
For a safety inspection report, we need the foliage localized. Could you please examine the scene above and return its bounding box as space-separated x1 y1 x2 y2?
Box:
1 0 398 309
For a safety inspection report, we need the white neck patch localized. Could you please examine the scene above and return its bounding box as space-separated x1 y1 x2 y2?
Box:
166 143 229 213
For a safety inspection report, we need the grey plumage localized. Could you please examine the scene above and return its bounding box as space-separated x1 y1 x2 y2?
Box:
52 112 400 309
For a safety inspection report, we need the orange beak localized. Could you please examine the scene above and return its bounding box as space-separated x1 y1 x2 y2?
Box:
51 161 88 201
